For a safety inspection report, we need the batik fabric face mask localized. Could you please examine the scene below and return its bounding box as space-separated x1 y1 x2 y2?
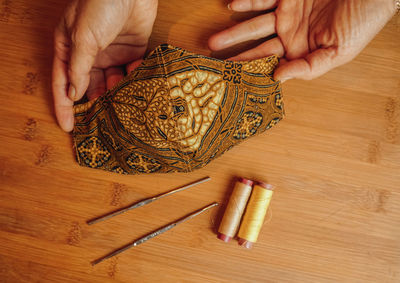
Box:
73 44 284 174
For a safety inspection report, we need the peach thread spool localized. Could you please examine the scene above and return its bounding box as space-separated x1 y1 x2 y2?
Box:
217 178 253 242
237 181 274 248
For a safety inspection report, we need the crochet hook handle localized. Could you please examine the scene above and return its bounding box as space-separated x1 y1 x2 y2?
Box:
91 202 218 266
87 176 211 225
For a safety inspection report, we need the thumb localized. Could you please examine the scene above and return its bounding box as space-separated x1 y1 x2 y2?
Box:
68 37 97 101
274 47 340 82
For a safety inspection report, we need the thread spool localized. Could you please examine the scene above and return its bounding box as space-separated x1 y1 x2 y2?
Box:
237 181 274 249
217 178 253 242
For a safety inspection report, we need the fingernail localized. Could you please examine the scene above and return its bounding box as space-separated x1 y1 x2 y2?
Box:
68 84 76 100
227 3 232 10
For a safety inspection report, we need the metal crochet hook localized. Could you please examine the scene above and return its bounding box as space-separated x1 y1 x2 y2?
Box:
91 202 218 266
87 176 211 225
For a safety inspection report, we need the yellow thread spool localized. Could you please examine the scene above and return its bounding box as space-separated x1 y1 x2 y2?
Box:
217 178 253 242
237 181 274 248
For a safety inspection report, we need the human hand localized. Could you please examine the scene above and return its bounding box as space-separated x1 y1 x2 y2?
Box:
52 0 158 132
209 0 396 82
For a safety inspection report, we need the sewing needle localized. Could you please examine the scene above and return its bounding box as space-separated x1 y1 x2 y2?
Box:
91 202 218 266
87 176 211 225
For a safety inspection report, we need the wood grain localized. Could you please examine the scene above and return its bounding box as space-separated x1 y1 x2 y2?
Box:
0 0 399 282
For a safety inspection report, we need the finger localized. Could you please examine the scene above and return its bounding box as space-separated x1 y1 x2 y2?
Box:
228 0 277 12
278 58 288 65
105 67 124 90
229 37 284 61
208 13 276 51
68 31 98 102
53 55 74 132
86 69 106 101
52 24 74 132
126 59 143 73
274 47 339 82
95 44 147 68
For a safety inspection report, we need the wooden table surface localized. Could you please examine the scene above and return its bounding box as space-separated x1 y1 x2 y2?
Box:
1 0 399 282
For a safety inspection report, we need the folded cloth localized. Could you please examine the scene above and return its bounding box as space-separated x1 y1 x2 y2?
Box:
73 44 284 174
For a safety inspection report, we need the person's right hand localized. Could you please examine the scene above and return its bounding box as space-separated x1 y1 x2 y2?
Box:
52 0 158 132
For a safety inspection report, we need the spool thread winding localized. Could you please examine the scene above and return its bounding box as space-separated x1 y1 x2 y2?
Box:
237 183 274 248
217 178 253 242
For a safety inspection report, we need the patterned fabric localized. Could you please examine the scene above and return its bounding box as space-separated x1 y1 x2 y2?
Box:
73 44 284 174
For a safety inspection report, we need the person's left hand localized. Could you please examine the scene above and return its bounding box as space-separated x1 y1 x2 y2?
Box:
208 0 396 82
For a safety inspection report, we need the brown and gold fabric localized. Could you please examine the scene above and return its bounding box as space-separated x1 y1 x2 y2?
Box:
73 44 284 174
